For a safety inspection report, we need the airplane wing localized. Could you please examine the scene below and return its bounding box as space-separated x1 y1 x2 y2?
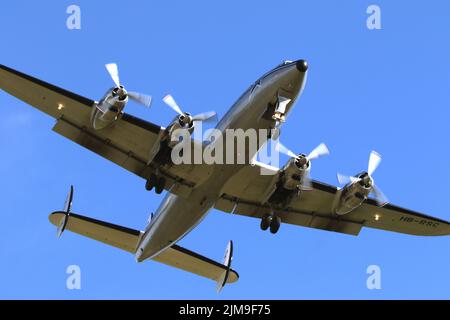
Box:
48 211 239 285
216 162 450 236
0 64 208 197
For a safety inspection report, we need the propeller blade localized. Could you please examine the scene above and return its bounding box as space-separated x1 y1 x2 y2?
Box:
337 173 350 185
372 184 389 207
163 94 184 116
105 63 121 88
192 111 218 123
275 141 297 158
368 150 382 176
128 92 152 108
337 173 360 185
307 143 330 161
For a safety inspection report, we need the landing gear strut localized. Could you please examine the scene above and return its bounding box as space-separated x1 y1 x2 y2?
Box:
260 214 281 234
145 174 166 194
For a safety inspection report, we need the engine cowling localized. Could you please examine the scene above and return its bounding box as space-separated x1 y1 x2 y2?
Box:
90 87 128 130
166 114 195 148
334 173 372 215
281 155 310 190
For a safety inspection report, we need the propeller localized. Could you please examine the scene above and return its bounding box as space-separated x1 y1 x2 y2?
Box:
337 173 360 185
275 141 330 190
276 142 330 162
105 63 152 108
307 143 330 161
274 141 297 158
163 94 217 127
336 151 388 206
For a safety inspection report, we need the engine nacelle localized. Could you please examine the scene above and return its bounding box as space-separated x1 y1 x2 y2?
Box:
90 87 128 130
166 114 195 148
281 155 310 190
334 176 372 215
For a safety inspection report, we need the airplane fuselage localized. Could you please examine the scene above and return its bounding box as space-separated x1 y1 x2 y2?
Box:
136 60 308 261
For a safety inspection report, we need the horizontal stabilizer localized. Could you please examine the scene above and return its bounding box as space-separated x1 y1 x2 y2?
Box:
154 241 238 286
48 211 238 287
49 211 142 253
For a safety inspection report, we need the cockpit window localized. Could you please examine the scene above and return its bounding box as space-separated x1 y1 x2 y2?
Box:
278 60 293 67
259 60 294 80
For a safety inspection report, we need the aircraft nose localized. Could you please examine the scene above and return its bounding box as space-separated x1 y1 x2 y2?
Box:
296 59 308 72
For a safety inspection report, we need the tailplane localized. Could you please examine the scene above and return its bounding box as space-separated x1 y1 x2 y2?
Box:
49 187 238 290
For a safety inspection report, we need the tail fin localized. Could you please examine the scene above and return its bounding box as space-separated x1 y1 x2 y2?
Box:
216 240 234 293
57 185 74 238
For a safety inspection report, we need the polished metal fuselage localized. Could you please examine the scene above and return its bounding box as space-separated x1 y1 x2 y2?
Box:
136 61 307 261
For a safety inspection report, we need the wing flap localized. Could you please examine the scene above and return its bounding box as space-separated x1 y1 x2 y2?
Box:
52 117 194 197
52 118 152 180
216 195 363 236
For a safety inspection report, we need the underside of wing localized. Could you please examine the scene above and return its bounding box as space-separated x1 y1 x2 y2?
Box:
347 200 450 236
216 190 363 236
217 162 363 236
218 161 450 237
0 64 208 196
0 64 94 123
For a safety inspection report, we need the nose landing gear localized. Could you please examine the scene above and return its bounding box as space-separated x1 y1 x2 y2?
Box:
260 214 281 234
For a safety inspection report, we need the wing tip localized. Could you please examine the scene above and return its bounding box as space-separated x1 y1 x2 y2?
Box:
48 211 65 225
227 269 240 283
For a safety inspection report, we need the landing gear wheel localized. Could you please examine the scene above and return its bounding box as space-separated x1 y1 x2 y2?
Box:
155 177 165 194
269 216 281 234
260 214 272 231
145 174 157 191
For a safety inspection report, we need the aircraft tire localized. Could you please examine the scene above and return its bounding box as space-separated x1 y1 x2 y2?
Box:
269 216 281 234
146 174 157 191
260 215 272 231
155 177 165 194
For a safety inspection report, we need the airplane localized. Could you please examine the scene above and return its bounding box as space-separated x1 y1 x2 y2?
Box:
1 59 449 292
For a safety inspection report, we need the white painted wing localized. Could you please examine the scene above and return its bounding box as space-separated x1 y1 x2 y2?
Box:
0 64 209 197
217 162 450 236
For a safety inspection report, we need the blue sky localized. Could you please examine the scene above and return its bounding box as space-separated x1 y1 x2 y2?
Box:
1 0 450 299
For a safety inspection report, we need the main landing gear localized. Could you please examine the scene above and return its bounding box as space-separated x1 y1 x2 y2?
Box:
260 214 281 234
145 174 166 194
